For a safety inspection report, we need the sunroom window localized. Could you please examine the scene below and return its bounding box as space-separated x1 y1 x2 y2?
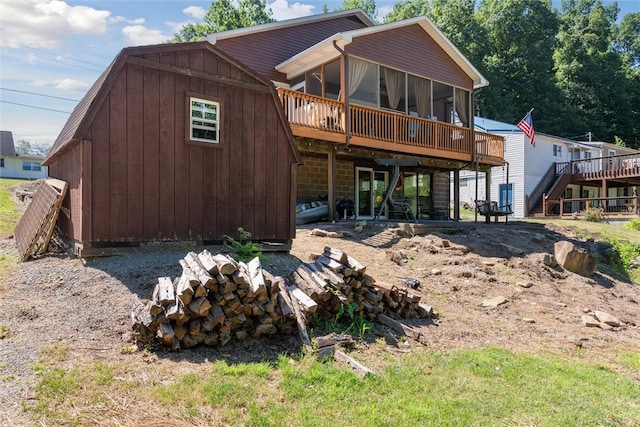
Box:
190 97 219 143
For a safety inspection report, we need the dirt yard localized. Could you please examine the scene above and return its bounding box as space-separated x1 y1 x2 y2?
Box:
1 206 639 424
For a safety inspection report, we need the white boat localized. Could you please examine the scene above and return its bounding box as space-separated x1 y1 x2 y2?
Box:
295 201 329 225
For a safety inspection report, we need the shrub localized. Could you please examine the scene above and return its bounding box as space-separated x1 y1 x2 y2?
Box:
224 227 264 262
625 217 640 231
582 206 604 222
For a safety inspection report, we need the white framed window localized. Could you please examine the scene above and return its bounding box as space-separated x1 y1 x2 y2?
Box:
553 144 562 158
190 97 219 144
22 161 41 171
608 149 616 156
0 158 4 168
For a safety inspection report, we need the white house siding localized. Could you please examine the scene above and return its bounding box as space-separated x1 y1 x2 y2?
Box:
0 156 48 180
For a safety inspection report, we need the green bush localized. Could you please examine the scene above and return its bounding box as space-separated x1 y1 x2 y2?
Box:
224 227 264 262
625 217 640 231
582 206 604 222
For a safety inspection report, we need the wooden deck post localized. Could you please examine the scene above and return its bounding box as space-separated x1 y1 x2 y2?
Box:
328 149 336 221
543 193 547 216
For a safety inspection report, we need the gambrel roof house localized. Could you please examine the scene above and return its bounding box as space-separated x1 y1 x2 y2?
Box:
205 9 504 223
44 10 505 252
456 117 640 218
0 131 48 180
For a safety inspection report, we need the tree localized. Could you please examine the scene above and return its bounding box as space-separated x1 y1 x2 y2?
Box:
384 0 430 24
554 0 634 144
171 0 274 42
15 140 51 157
336 0 378 21
475 0 562 131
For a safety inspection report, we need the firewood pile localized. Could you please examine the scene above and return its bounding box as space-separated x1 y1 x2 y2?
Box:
291 246 431 323
131 246 432 349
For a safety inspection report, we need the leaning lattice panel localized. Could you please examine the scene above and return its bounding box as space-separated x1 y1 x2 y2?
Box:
14 179 68 261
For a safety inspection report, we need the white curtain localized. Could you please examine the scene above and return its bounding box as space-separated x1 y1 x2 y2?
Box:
383 68 403 110
414 77 431 119
348 58 370 97
454 88 469 127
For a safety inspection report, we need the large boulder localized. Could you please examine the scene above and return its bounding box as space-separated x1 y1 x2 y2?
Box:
554 241 596 277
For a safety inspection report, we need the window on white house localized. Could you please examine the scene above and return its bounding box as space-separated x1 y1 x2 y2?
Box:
553 144 562 158
0 158 4 168
190 97 219 143
460 177 468 187
22 161 41 171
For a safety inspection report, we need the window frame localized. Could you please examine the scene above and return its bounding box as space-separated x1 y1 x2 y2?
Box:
186 93 224 148
553 144 562 158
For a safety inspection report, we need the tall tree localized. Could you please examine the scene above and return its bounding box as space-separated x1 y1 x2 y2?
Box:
384 0 430 23
615 12 640 147
554 0 633 144
336 0 378 21
475 0 562 132
171 0 274 42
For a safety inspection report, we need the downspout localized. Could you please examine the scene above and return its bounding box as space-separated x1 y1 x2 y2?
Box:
333 40 351 147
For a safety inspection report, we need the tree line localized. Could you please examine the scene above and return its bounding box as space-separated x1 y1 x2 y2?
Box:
172 0 639 147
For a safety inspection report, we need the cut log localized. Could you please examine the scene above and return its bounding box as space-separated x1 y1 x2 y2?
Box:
334 350 375 378
316 255 344 273
287 285 318 316
253 323 277 338
175 274 194 305
197 249 219 274
244 257 267 297
376 313 422 341
276 280 296 319
157 322 175 347
323 246 348 264
166 300 190 325
214 253 238 275
285 283 312 351
347 256 366 276
156 277 175 306
188 296 212 317
184 252 217 290
289 270 323 302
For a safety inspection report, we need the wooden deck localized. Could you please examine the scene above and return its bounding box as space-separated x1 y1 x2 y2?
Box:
277 88 505 166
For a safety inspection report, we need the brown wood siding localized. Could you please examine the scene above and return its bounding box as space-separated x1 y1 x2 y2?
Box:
346 24 473 90
158 53 176 240
47 142 83 241
215 15 368 82
53 44 297 245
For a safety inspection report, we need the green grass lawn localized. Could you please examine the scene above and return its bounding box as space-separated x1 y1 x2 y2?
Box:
28 345 640 426
0 179 22 279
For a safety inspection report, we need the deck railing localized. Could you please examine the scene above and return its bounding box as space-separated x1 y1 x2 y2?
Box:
277 88 504 162
558 152 640 180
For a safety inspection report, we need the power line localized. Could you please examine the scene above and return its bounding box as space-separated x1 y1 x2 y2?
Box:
1 87 81 102
22 45 107 68
0 100 70 114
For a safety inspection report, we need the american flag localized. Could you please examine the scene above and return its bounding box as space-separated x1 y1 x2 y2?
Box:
517 111 535 146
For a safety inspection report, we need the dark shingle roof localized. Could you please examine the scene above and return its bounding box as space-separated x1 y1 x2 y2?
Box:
0 131 17 157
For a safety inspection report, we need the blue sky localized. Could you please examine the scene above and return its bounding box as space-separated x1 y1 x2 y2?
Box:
0 0 638 149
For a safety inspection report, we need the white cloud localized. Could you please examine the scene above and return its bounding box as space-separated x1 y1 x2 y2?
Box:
122 25 171 46
130 18 146 25
268 0 315 21
0 0 111 49
54 78 90 91
377 5 393 22
183 6 207 19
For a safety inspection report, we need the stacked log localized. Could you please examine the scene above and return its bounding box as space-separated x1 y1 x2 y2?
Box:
288 246 431 323
131 246 434 349
131 250 296 349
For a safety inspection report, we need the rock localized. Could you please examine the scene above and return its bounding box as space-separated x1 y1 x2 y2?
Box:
541 253 557 268
582 314 601 328
431 268 442 275
325 231 344 238
460 270 473 278
482 296 508 307
386 250 407 265
482 260 495 266
532 233 547 243
593 310 620 327
518 281 533 288
522 317 536 323
355 220 367 228
554 241 596 277
310 228 327 237
499 243 524 255
354 225 364 233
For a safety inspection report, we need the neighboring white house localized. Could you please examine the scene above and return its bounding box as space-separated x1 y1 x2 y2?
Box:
0 131 48 180
455 117 639 218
